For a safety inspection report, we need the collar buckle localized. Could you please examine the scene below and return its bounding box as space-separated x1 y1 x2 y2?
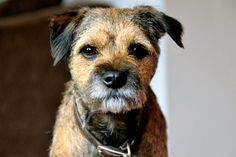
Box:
97 143 131 157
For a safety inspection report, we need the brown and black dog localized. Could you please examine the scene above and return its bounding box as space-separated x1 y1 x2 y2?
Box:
49 6 183 157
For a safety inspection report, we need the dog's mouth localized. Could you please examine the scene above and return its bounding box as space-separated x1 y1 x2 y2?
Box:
80 73 147 113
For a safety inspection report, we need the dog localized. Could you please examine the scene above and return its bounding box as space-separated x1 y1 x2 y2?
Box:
49 5 183 157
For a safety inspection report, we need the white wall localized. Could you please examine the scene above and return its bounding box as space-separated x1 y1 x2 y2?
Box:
165 0 236 157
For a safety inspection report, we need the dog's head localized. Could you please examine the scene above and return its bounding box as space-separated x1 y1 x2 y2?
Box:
49 6 183 113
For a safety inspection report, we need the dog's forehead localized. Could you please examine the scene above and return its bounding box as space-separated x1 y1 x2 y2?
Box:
85 8 134 22
99 8 130 17
72 8 155 51
77 8 137 34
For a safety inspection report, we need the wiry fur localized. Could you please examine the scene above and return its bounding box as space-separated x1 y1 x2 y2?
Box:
49 5 183 157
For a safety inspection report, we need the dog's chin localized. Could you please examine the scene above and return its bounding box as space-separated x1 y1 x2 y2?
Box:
100 92 146 113
81 84 147 113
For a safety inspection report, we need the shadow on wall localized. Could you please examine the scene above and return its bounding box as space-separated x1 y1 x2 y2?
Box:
0 1 69 157
0 0 62 17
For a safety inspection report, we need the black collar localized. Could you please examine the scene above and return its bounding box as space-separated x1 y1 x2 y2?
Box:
72 88 147 157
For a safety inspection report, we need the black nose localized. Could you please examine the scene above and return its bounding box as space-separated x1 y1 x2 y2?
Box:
102 70 128 89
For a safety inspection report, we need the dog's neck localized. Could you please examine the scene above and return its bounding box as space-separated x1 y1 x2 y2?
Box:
83 108 141 147
72 87 143 148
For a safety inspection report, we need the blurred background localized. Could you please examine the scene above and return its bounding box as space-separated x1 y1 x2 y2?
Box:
0 0 235 157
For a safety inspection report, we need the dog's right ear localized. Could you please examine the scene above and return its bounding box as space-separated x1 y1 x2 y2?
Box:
49 8 88 66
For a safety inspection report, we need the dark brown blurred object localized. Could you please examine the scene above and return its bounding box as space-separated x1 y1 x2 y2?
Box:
0 0 62 17
0 6 70 157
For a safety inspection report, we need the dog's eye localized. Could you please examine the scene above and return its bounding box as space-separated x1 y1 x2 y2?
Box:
128 43 148 59
80 45 98 60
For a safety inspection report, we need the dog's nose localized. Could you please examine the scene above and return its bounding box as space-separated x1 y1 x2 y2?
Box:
102 70 127 89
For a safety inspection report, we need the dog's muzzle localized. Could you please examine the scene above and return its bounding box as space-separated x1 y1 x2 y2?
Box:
81 69 146 113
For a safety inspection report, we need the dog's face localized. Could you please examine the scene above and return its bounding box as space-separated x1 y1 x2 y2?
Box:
50 6 183 113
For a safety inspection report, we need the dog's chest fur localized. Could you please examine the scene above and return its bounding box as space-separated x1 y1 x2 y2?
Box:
84 109 140 147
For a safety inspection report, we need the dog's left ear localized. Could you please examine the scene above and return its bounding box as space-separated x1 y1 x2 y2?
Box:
49 8 88 66
133 6 184 48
